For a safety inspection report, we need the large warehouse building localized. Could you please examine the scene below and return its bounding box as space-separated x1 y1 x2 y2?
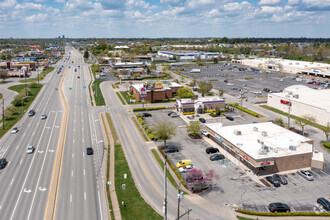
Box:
267 85 330 126
237 58 330 78
205 122 316 175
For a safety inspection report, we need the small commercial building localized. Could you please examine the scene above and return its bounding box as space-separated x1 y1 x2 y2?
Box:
176 97 225 114
158 51 219 61
131 81 182 101
267 85 330 126
205 122 315 175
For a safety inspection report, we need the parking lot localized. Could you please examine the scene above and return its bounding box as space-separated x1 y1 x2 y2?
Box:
140 109 330 213
176 63 329 104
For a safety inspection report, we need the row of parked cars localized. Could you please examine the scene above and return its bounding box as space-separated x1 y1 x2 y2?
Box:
268 197 330 213
265 170 314 187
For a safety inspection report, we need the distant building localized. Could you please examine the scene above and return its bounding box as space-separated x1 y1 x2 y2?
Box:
176 97 225 114
131 81 182 101
205 122 320 175
267 85 330 126
158 51 219 61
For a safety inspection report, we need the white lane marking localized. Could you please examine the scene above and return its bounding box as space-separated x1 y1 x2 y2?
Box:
84 192 86 201
71 170 73 177
73 139 75 144
73 128 75 132
83 169 85 176
16 145 19 150
20 159 23 165
82 128 84 132
23 133 26 137
24 188 32 193
82 138 84 143
32 131 35 136
83 152 85 157
70 194 72 203
82 119 83 123
38 187 47 191
10 178 14 186
72 153 74 158
98 191 103 220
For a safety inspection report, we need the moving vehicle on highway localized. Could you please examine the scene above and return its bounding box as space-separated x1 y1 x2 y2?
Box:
268 203 290 213
41 113 47 120
27 145 35 154
297 170 314 181
12 127 19 134
0 158 7 169
86 147 94 155
28 110 36 117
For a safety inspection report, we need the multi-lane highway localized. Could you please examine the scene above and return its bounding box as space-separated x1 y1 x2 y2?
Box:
54 49 107 220
0 51 64 220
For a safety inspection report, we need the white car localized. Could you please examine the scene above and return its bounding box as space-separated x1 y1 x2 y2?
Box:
170 113 179 118
41 114 47 120
12 127 19 134
27 145 35 154
297 170 314 181
201 130 210 137
227 83 234 86
178 165 194 173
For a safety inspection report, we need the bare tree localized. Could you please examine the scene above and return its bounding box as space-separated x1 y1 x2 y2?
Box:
321 123 330 142
0 70 9 82
218 88 224 97
294 115 315 136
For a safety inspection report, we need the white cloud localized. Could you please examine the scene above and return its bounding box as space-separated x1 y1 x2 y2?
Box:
302 0 330 8
259 6 283 13
223 1 252 12
25 13 48 22
0 0 16 8
54 0 65 3
15 2 43 10
160 0 187 7
127 0 158 9
258 0 281 5
34 0 46 2
287 0 299 5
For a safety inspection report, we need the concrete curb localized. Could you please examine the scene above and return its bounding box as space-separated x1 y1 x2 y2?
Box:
101 112 122 220
88 66 96 106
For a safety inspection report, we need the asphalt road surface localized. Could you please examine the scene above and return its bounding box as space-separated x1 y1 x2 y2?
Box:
0 52 64 220
54 48 108 220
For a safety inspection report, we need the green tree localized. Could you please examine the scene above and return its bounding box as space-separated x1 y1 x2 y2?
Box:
274 118 285 127
150 63 156 70
84 50 89 59
213 57 218 64
177 87 194 98
152 121 176 148
218 88 224 97
215 107 221 116
294 115 315 136
4 105 15 119
197 80 213 97
320 123 330 142
186 121 202 138
12 93 26 107
0 70 9 82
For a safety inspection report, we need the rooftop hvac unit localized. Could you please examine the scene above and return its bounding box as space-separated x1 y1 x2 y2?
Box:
257 139 261 143
234 129 241 135
262 145 269 152
288 91 293 95
261 131 267 137
293 94 299 99
285 95 290 98
289 145 296 151
258 149 268 155
253 127 258 132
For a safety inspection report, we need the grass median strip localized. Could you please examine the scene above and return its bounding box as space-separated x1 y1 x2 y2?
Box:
116 92 126 105
100 114 115 220
105 113 162 220
120 91 132 104
131 116 149 141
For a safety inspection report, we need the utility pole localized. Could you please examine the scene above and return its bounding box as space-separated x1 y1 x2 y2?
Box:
163 152 168 220
177 183 183 220
288 101 291 129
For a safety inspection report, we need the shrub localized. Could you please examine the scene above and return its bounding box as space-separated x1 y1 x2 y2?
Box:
183 112 194 115
323 142 330 149
148 133 157 141
239 209 330 217
133 107 166 112
210 112 217 117
228 103 261 118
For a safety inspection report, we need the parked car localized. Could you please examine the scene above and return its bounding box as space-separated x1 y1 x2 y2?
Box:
178 165 194 173
12 127 19 134
28 110 36 117
41 113 47 120
142 113 152 117
199 118 206 123
164 146 179 153
189 182 211 193
225 116 234 121
210 154 225 161
206 147 219 154
268 203 290 213
297 170 314 181
170 113 179 118
265 176 281 187
317 198 330 211
0 158 7 169
200 129 210 137
77 76 80 79
27 145 35 154
227 83 234 86
273 174 288 185
86 147 94 155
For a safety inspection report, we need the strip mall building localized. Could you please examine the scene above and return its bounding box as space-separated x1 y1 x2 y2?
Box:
205 122 323 175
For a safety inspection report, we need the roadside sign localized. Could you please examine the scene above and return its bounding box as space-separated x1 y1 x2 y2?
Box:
69 88 72 90
83 86 86 89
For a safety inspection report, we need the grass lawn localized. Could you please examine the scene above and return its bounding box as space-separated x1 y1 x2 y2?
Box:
0 93 2 99
105 113 162 220
92 79 106 106
19 66 55 83
0 83 42 137
237 216 256 220
116 92 126 105
120 91 132 104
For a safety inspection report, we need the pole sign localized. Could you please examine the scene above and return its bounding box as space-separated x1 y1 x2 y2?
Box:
140 87 147 98
95 72 100 79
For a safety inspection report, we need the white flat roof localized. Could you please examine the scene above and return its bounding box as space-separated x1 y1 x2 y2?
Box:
206 122 313 160
276 85 330 112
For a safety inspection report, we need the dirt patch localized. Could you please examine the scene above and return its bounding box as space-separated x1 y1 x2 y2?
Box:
259 179 271 187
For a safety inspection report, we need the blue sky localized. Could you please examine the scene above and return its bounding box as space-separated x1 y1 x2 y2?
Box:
0 0 329 38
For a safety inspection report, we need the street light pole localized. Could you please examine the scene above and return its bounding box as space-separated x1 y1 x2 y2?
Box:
288 101 291 129
2 98 4 129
